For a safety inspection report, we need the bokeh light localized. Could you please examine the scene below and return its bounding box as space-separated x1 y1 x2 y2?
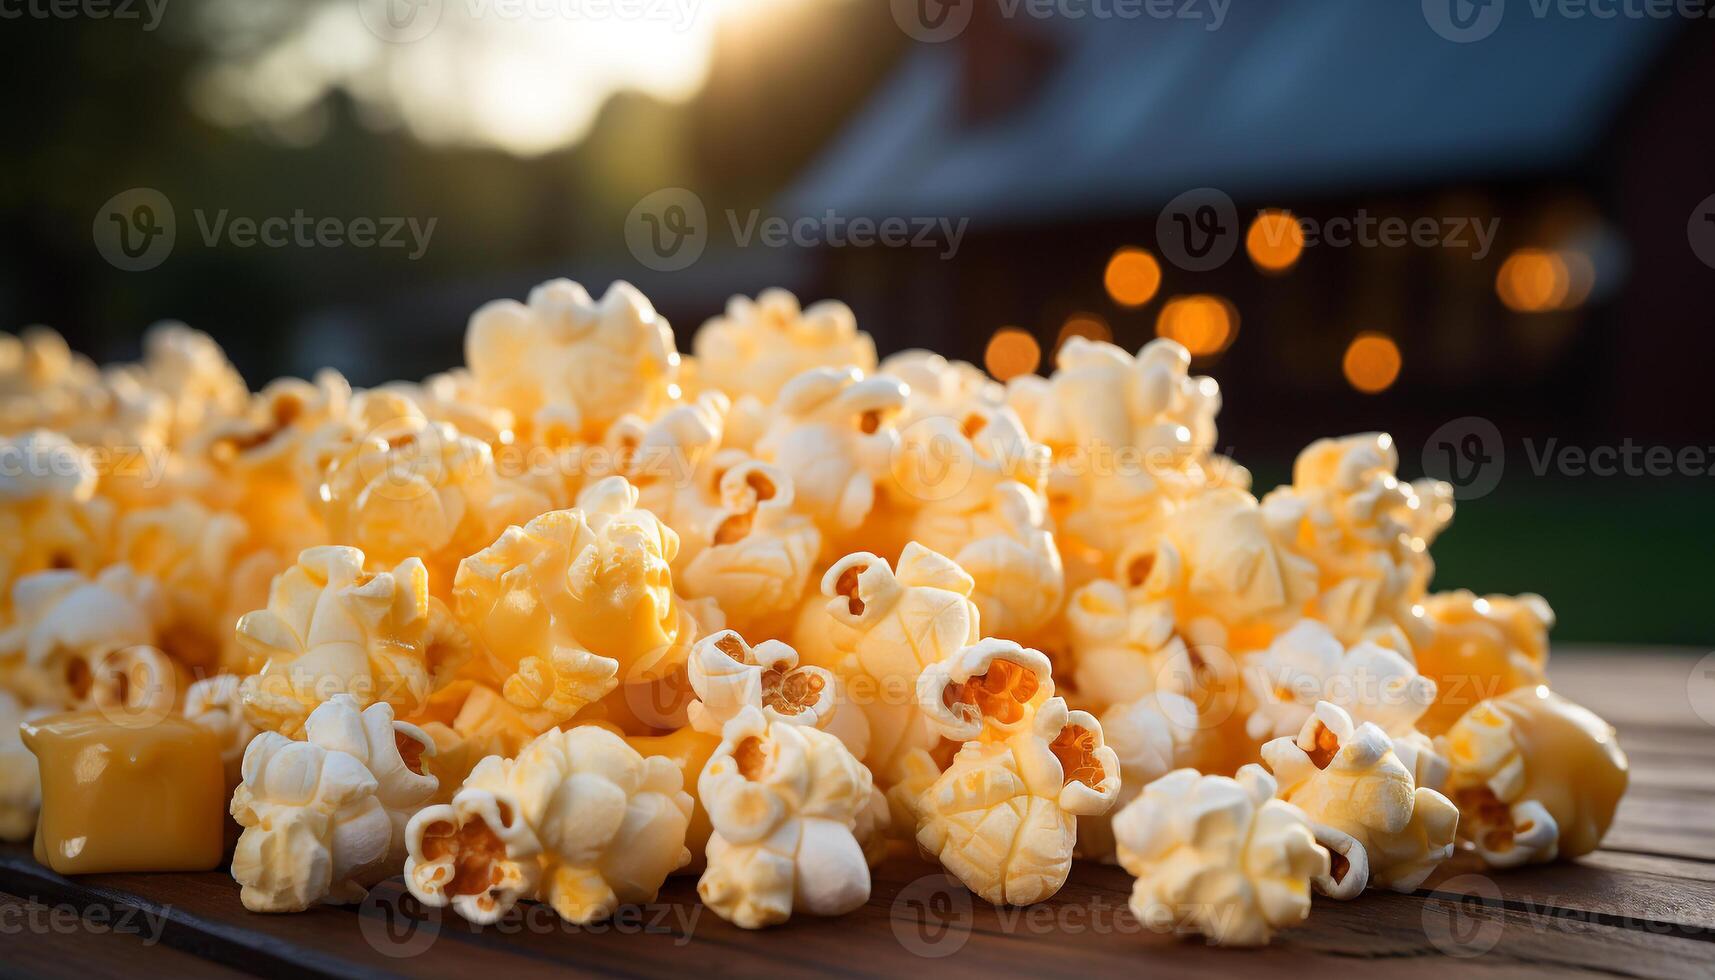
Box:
1343 333 1403 393
1103 247 1162 307
985 328 1042 381
1496 248 1575 312
1057 312 1112 351
1156 295 1238 356
1246 210 1305 273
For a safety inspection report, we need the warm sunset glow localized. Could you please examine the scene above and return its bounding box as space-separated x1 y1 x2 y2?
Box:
985 328 1042 381
1246 210 1305 273
1156 295 1237 357
1103 247 1162 307
1343 333 1403 394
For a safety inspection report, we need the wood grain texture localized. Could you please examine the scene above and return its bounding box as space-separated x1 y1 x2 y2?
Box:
3 647 1711 979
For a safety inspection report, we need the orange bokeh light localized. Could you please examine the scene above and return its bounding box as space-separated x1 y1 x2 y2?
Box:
1246 210 1304 273
1057 312 1112 349
1155 295 1237 356
1104 248 1162 307
984 327 1042 381
1343 333 1402 394
1496 248 1571 312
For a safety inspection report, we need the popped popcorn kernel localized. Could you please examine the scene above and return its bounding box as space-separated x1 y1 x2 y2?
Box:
0 565 172 712
1440 686 1626 868
230 695 438 912
697 706 874 928
453 477 692 707
0 430 114 610
687 629 838 735
918 638 1054 742
1260 433 1452 651
406 725 693 925
1261 702 1458 898
694 289 877 404
466 279 679 443
755 367 907 539
237 546 469 736
676 458 822 639
913 695 1119 905
1415 590 1554 736
184 674 258 788
0 691 50 841
1113 766 1327 946
1077 691 1208 862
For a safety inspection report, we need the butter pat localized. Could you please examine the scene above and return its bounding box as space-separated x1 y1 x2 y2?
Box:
22 711 225 874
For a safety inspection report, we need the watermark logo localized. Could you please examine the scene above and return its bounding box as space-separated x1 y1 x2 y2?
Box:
891 873 974 957
625 188 968 270
1156 188 1239 273
93 188 175 272
891 0 973 42
357 0 444 43
890 417 979 504
1689 193 1715 270
1422 873 1506 957
358 886 442 958
626 188 708 273
0 0 169 30
94 190 436 270
1423 0 1505 42
1688 651 1715 729
1422 416 1505 501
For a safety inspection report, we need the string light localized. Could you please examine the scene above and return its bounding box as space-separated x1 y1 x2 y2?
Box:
1156 295 1237 356
1246 210 1304 273
1343 333 1402 394
984 328 1041 381
1103 248 1162 307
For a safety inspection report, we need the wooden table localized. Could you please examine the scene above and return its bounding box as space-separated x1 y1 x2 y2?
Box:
5 649 1712 979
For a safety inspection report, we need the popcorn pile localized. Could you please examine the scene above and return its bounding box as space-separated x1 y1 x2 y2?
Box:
0 283 1627 944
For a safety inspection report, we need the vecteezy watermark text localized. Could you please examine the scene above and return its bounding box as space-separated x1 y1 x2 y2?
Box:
625 188 967 271
891 0 1229 43
94 188 436 272
1424 0 1715 43
0 897 169 944
0 0 167 29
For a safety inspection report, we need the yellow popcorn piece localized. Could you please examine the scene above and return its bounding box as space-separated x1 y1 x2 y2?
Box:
913 696 1120 906
1078 692 1208 863
405 679 542 801
917 638 1055 743
1242 620 1446 788
113 499 250 670
129 322 249 448
754 367 907 540
1 328 103 434
196 370 349 558
1261 433 1454 651
465 279 679 443
693 289 877 405
405 725 693 925
1113 766 1328 946
1063 579 1198 713
697 705 874 928
454 477 694 718
1440 686 1627 869
676 459 822 640
0 691 51 841
883 396 1063 642
813 543 980 780
0 430 115 612
1127 487 1316 655
237 546 470 736
0 566 175 714
1262 702 1458 899
1007 337 1241 583
230 694 438 912
1415 590 1553 735
687 629 840 737
183 675 258 789
316 395 554 589
625 725 722 872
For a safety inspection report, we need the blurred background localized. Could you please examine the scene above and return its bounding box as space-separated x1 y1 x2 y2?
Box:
1 0 1710 644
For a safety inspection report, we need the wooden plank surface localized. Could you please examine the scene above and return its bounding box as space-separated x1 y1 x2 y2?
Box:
4 647 1712 979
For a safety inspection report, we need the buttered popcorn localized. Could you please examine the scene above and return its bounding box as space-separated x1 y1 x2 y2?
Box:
230 695 437 912
1261 702 1458 898
1 279 1629 945
1114 766 1328 946
405 725 692 924
237 546 469 736
697 705 874 927
910 641 1120 905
